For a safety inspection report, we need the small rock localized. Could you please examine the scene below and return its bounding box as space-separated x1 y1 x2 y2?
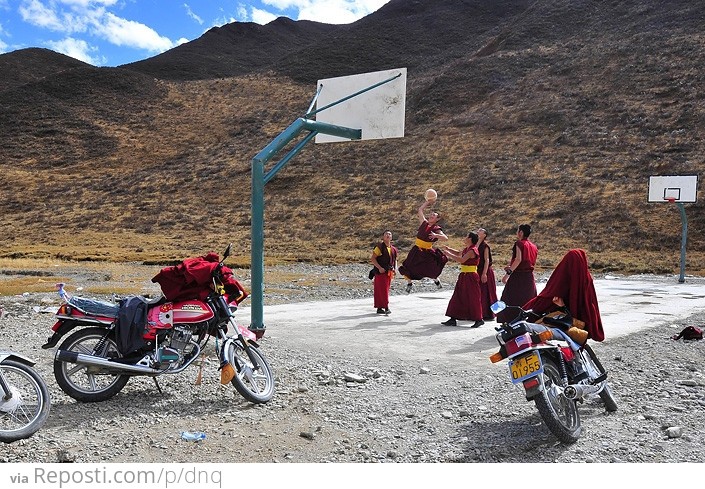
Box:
343 373 366 383
666 427 683 438
299 431 315 440
679 379 699 387
57 449 76 463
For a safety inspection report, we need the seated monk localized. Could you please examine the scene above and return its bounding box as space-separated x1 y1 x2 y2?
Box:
522 249 604 344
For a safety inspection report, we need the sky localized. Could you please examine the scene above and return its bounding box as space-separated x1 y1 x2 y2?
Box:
0 0 390 66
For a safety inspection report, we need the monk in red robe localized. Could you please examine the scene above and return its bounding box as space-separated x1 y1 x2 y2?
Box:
398 200 449 293
476 228 498 321
496 224 538 323
370 230 398 315
440 232 484 327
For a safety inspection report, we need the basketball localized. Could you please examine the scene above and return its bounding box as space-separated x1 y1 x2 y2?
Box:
425 188 438 201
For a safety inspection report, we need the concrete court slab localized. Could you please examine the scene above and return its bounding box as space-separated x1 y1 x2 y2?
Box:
247 276 705 369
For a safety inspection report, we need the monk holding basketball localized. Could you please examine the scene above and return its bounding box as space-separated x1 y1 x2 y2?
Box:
398 191 449 293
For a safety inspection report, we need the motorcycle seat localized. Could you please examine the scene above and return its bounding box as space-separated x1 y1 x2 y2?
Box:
68 296 120 318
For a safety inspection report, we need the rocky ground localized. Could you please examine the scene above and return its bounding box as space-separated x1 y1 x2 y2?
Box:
1 263 704 464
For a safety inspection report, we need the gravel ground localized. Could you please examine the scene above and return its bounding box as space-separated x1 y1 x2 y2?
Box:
1 263 705 464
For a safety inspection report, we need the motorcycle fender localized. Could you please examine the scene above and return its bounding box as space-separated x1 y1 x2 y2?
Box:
523 376 543 400
41 320 80 349
0 351 36 366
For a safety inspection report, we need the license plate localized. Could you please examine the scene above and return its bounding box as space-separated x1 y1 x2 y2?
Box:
508 352 543 384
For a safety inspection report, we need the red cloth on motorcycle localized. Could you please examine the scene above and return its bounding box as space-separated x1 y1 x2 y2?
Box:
151 252 249 303
522 249 605 342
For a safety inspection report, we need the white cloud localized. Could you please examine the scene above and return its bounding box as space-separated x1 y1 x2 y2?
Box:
17 0 175 56
251 7 277 25
297 0 389 24
19 0 65 31
235 4 247 20
262 0 304 9
60 0 119 7
184 3 203 25
255 0 389 25
45 36 104 64
94 12 174 52
0 16 13 53
211 14 238 29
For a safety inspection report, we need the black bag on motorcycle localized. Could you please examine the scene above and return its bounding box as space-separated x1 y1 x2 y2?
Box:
115 296 150 355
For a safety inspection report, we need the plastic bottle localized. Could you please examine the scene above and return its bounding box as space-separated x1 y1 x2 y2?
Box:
180 431 206 442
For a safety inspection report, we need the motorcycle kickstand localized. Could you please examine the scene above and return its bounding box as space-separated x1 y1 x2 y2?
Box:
152 377 163 395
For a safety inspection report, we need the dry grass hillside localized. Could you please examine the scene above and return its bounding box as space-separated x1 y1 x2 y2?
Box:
1 0 703 279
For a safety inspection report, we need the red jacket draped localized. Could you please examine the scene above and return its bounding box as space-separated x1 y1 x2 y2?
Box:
152 252 248 303
522 249 604 342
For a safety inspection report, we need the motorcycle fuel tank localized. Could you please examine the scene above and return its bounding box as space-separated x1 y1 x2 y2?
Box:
171 300 215 323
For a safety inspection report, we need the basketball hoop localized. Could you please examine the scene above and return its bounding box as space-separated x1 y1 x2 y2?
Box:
665 197 676 204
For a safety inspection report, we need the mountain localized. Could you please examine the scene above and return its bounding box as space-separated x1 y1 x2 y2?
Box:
1 0 704 275
0 48 89 92
121 17 340 81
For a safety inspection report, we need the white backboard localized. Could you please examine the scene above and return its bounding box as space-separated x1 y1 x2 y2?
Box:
648 175 698 203
314 68 406 144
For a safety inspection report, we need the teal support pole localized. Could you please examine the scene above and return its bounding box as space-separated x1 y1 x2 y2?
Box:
264 131 317 185
676 202 687 283
251 148 265 333
249 118 361 334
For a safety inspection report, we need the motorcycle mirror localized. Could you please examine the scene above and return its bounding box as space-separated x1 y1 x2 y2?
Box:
223 243 232 260
490 301 506 314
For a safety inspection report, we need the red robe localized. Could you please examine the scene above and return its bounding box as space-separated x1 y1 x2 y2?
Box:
523 249 604 342
445 246 482 321
398 221 448 280
477 241 498 320
372 242 398 309
496 238 538 323
152 252 248 303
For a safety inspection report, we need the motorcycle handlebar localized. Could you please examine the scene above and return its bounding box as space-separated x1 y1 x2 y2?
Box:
495 306 541 329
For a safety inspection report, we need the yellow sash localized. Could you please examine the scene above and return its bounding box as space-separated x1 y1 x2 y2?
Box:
415 238 433 249
460 265 478 273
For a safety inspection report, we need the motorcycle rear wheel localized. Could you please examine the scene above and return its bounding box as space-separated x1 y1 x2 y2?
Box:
227 342 274 404
582 344 618 412
0 360 51 443
54 327 130 403
534 355 581 443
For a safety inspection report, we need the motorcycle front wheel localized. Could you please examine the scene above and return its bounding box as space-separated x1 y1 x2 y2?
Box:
227 341 274 404
54 327 130 402
0 360 51 443
534 355 581 443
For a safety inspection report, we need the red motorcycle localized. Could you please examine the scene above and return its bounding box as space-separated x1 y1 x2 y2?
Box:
41 245 274 404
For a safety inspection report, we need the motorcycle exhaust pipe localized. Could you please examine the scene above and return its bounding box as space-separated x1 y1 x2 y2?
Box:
564 383 603 400
55 350 161 375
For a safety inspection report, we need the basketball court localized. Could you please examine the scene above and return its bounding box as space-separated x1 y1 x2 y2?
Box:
244 274 705 370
